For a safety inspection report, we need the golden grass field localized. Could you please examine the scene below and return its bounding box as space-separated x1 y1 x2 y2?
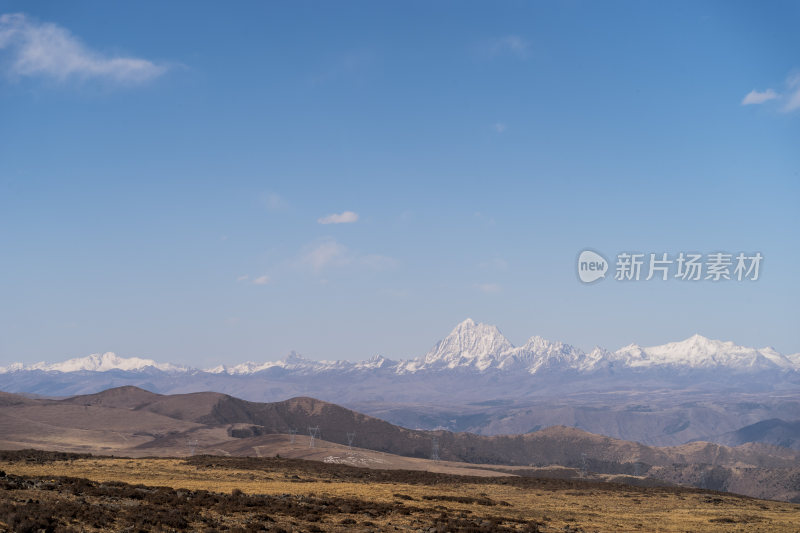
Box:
1 452 798 532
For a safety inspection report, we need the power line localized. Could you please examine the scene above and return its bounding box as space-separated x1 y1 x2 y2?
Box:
308 426 320 448
186 438 198 456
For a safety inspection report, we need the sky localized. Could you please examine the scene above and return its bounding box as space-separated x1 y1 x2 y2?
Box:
0 1 798 367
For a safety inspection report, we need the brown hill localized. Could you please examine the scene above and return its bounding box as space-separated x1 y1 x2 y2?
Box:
0 391 38 407
61 385 162 408
0 385 798 501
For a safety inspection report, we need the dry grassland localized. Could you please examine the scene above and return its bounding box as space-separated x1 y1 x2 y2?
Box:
0 452 797 532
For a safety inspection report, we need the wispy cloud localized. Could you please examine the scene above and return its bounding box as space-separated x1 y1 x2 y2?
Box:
493 122 507 133
741 89 778 105
262 193 288 212
299 239 395 273
475 283 502 294
312 49 375 85
740 72 800 113
478 35 531 60
302 239 351 271
0 13 167 84
237 274 270 285
784 74 800 112
317 211 359 224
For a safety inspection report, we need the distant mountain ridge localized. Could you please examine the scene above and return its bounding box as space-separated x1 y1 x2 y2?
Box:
2 318 797 376
1 319 796 459
0 351 187 374
0 319 797 421
710 419 800 450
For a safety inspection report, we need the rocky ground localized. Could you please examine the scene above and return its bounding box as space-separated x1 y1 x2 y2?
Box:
0 450 798 532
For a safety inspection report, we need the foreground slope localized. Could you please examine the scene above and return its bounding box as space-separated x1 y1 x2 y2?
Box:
1 450 798 533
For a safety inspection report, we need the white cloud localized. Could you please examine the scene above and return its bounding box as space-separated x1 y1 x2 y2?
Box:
236 275 249 282
784 74 800 112
740 72 800 113
0 13 167 83
252 275 270 285
317 211 359 224
302 240 351 271
479 35 531 59
741 89 778 105
475 283 502 294
493 122 507 133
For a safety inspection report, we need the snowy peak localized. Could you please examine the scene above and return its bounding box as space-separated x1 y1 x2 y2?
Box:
614 335 795 370
656 334 730 356
418 318 514 371
355 355 393 370
501 336 587 372
0 352 185 374
204 351 391 376
282 350 308 365
208 351 318 375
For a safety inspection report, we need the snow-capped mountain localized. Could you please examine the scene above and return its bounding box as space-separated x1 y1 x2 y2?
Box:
611 334 796 371
0 320 797 402
204 351 387 375
499 336 588 373
400 318 513 372
205 351 312 375
0 352 185 374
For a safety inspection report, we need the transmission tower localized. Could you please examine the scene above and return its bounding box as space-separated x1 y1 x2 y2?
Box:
186 439 198 456
633 462 641 477
346 432 356 451
288 428 297 444
308 426 320 448
580 453 588 478
431 437 440 462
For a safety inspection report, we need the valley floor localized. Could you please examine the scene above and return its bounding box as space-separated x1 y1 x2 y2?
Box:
0 451 798 532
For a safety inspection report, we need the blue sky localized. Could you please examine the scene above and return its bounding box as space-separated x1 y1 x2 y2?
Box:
1 1 798 366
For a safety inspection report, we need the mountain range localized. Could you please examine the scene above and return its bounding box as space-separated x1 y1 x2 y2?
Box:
2 318 798 377
1 319 797 448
